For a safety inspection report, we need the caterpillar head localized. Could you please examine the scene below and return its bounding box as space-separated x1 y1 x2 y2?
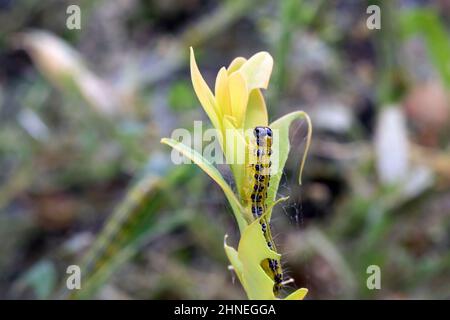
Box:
253 126 272 138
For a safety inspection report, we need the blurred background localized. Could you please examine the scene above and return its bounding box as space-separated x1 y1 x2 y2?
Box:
1 0 450 299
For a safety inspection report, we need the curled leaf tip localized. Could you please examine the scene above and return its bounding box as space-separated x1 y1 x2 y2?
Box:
298 112 312 186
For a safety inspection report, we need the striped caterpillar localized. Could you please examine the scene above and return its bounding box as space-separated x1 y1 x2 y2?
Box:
249 126 284 296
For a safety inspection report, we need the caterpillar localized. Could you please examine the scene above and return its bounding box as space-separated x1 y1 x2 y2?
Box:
249 126 284 296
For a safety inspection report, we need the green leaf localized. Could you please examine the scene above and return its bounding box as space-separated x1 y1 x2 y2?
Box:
267 111 312 212
161 137 249 232
400 9 450 88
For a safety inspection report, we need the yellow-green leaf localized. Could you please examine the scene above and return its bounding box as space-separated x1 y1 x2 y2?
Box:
190 47 221 132
161 137 248 233
238 52 274 91
267 111 312 209
215 67 230 117
225 197 307 300
225 217 279 300
260 196 289 230
228 71 248 128
223 116 248 206
227 57 247 75
285 288 309 300
223 235 244 285
243 89 269 130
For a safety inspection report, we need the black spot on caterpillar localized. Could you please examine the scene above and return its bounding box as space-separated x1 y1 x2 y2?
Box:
249 126 283 296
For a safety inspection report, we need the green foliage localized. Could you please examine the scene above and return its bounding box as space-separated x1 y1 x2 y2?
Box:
66 166 194 299
169 81 197 111
20 260 57 299
401 9 450 88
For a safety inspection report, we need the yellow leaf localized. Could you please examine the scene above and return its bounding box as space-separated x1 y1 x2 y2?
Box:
224 235 244 285
227 57 247 75
225 217 279 300
243 89 269 130
214 67 231 118
228 71 248 128
285 288 309 300
239 52 274 91
223 116 248 205
225 198 308 300
161 138 248 233
190 47 221 132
